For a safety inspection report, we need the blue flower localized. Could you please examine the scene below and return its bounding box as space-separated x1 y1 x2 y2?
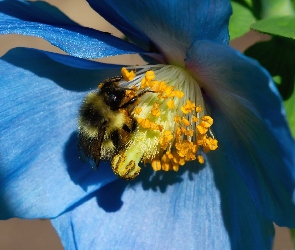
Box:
0 0 295 249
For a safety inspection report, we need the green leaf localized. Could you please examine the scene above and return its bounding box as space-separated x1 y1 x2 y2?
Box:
229 2 256 39
284 84 295 137
251 15 295 39
232 0 294 20
260 0 294 18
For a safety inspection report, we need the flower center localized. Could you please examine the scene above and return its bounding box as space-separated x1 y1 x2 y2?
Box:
111 65 218 179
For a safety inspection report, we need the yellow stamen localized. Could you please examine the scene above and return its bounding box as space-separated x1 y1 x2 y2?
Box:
195 104 203 113
109 66 219 179
174 116 181 123
159 130 173 150
161 153 171 171
192 116 199 123
201 116 214 128
167 99 175 109
133 107 142 115
163 86 174 98
181 100 195 114
121 67 136 81
182 117 191 126
151 103 161 117
145 70 156 81
151 158 161 171
137 118 163 131
183 129 194 137
203 137 218 153
196 124 209 135
171 90 184 99
197 155 204 164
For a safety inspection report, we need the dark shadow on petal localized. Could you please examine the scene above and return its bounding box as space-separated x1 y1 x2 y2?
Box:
63 131 89 187
62 108 204 213
95 162 205 212
96 179 126 212
1 48 121 92
63 132 117 192
0 198 14 219
63 131 205 213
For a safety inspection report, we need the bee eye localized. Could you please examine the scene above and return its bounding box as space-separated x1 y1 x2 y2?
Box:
109 93 117 102
105 92 122 108
102 85 125 109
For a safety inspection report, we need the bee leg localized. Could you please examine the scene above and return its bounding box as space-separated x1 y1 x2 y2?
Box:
88 121 107 170
120 90 154 108
137 89 155 98
110 130 120 150
89 137 102 171
122 124 131 133
111 128 132 152
92 151 100 171
121 116 137 133
130 118 137 132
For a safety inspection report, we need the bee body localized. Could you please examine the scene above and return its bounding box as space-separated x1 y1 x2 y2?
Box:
78 76 149 178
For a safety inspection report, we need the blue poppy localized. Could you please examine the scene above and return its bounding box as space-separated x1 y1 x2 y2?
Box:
0 0 295 249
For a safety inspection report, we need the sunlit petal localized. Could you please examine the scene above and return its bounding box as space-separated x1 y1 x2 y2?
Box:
52 156 274 250
0 48 122 218
0 1 148 59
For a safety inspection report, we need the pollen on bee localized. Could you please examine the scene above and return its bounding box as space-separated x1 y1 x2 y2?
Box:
111 65 218 179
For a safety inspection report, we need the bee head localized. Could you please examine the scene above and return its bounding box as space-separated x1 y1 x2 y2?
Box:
99 78 126 109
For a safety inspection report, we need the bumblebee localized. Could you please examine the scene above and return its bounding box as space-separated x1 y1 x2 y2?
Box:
78 76 150 180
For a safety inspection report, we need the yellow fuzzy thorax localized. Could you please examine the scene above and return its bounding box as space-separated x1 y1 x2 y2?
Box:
112 66 218 177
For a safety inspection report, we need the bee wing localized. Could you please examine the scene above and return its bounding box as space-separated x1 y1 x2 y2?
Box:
78 122 107 169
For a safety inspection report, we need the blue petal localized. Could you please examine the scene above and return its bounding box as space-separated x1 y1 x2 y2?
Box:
186 40 295 227
209 150 274 249
86 0 151 50
0 0 148 59
52 164 231 250
0 0 77 25
98 0 232 65
52 159 274 250
0 48 123 219
28 48 124 70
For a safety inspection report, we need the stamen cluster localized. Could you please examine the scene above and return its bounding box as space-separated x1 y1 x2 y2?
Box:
118 66 218 175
